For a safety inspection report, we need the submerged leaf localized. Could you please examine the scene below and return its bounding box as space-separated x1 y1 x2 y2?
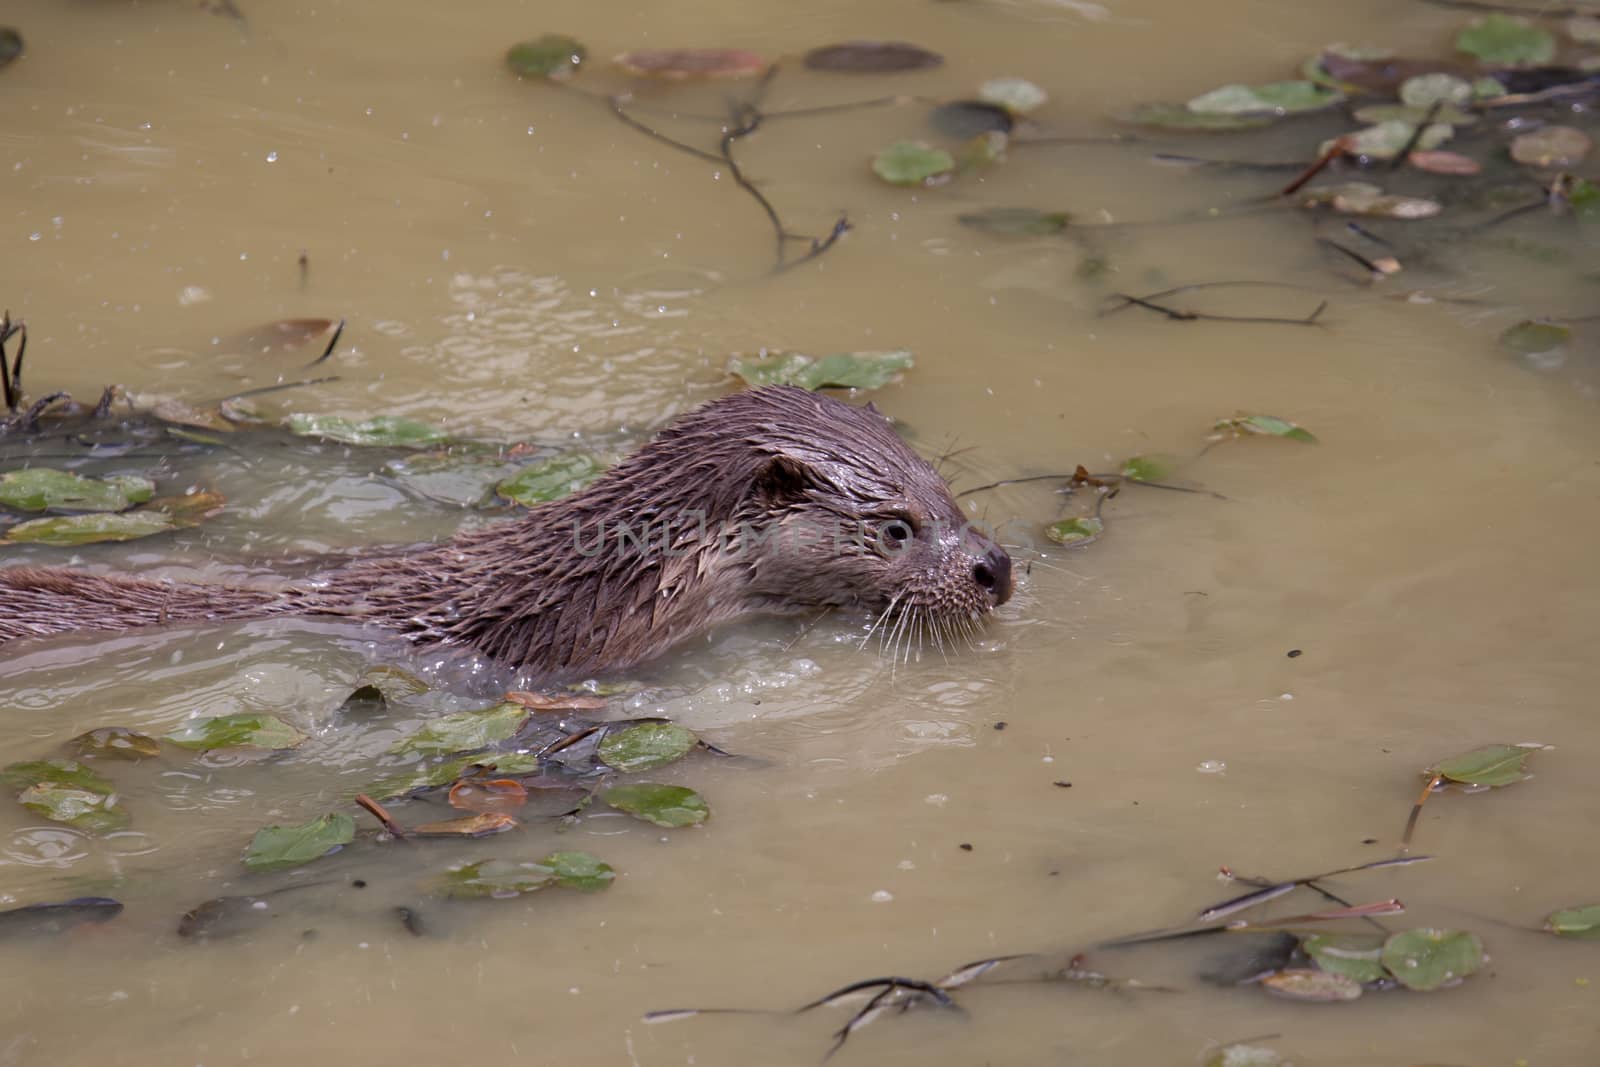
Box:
1333 120 1452 160
1120 455 1169 482
506 34 587 79
243 813 355 872
598 723 698 773
1510 126 1592 167
957 207 1070 236
495 453 605 506
414 812 519 838
1303 933 1387 984
386 702 529 757
1408 150 1481 176
1428 743 1542 787
0 28 21 71
0 897 122 939
728 350 914 391
1545 904 1600 939
285 414 448 448
148 490 227 529
0 469 154 514
1214 414 1318 443
165 713 308 752
18 783 129 832
1456 14 1555 65
1118 103 1272 131
930 100 1014 138
1351 103 1476 127
219 318 340 356
1302 182 1442 220
1399 72 1474 108
602 783 709 827
1045 516 1103 546
803 41 942 73
1500 319 1571 357
543 850 616 891
1204 1044 1285 1067
438 858 554 898
3 511 176 546
614 48 765 79
448 778 529 814
2 758 115 794
873 140 955 185
1380 928 1485 991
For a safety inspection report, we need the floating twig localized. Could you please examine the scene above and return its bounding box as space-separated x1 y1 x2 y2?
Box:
1389 100 1442 172
1104 291 1328 327
307 317 346 367
354 793 410 839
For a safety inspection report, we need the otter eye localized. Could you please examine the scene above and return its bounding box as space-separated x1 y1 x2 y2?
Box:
882 511 916 546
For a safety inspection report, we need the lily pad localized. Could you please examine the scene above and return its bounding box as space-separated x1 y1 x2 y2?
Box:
957 207 1071 236
802 41 942 73
543 850 616 891
1331 120 1453 160
598 722 698 773
18 783 129 833
1260 968 1364 1002
1500 319 1571 358
3 510 177 546
506 34 587 80
1187 80 1341 115
1118 103 1272 132
243 813 355 872
1400 72 1474 108
978 77 1047 114
930 100 1014 138
438 858 554 899
1545 904 1600 939
284 414 448 448
1304 933 1387 984
495 453 606 506
1380 928 1485 991
164 713 308 752
872 141 955 185
614 48 765 80
1428 742 1542 787
601 783 709 827
1214 414 1318 443
386 702 529 757
1511 126 1592 167
1045 516 1103 546
728 350 914 391
0 469 155 513
1302 182 1442 220
1456 14 1555 66
66 728 162 761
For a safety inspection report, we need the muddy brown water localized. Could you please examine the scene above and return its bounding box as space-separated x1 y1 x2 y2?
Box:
3 0 1600 1064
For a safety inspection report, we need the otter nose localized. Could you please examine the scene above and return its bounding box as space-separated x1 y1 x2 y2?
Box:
971 543 1013 607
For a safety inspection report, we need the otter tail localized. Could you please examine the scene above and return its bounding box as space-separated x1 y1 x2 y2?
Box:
0 566 286 647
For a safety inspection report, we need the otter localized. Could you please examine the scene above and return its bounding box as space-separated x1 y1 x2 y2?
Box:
0 386 1012 676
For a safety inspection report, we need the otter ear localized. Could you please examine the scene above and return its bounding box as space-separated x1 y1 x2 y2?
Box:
755 454 816 505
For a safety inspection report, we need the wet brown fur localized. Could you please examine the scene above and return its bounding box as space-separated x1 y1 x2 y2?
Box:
0 387 1011 676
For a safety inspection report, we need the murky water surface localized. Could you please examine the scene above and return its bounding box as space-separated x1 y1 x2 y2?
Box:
4 0 1600 1063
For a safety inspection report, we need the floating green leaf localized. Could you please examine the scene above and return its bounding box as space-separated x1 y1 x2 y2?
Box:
3 510 176 546
1304 933 1387 984
1456 14 1555 65
386 702 529 757
148 491 226 529
362 751 545 800
1045 516 1103 546
1301 181 1442 220
163 713 308 752
1214 414 1318 443
66 728 162 761
1331 120 1452 160
1120 456 1169 482
601 783 709 827
1260 968 1364 1001
382 448 522 509
1567 177 1600 221
495 453 606 506
438 858 554 898
1510 126 1592 167
728 350 915 391
506 34 587 80
284 414 448 448
1118 103 1272 131
957 207 1071 236
1428 743 1542 787
871 141 954 185
3 758 115 794
598 723 698 773
1187 80 1341 115
1500 319 1571 358
1380 928 1485 991
543 850 616 891
0 469 154 514
1400 72 1474 108
978 77 1047 114
1545 904 1600 939
243 813 355 872
18 783 129 833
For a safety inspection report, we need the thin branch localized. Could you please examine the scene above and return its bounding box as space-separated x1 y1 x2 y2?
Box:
1105 292 1329 327
306 317 346 367
605 94 725 164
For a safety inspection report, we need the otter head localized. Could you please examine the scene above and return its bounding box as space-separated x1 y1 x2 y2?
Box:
696 387 1013 651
